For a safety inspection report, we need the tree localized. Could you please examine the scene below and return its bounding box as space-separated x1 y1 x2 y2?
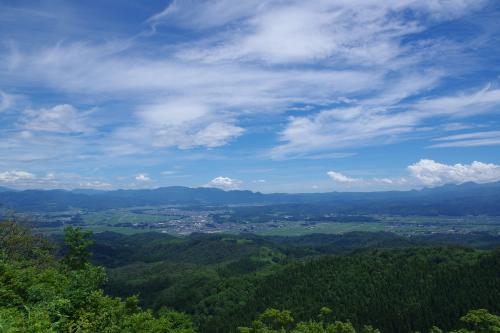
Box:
0 220 52 262
456 309 500 333
239 308 367 333
260 308 294 331
0 222 198 332
62 226 94 270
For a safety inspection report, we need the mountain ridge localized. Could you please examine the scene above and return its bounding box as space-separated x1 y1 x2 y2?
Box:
0 181 499 214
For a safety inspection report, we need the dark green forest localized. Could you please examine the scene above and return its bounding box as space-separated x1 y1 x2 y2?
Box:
1 221 500 332
89 231 500 333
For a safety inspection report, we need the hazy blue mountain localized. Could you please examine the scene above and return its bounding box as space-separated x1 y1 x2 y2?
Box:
71 189 107 195
0 181 499 214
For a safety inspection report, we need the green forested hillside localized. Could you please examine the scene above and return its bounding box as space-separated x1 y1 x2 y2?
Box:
1 222 499 333
88 232 500 333
0 222 196 332
217 248 500 333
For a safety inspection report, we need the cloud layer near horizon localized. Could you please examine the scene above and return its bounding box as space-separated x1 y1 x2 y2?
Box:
326 159 500 189
3 159 500 191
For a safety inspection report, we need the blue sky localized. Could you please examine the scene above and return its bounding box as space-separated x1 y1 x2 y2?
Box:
1 0 500 192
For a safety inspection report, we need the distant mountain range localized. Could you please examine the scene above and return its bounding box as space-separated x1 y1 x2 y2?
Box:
0 181 499 215
0 186 14 192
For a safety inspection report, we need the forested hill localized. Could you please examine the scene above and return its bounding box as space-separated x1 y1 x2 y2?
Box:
1 181 500 214
83 231 500 333
226 248 500 332
2 222 500 332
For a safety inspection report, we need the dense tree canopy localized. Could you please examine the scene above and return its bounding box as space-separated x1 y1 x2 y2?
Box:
237 308 500 333
92 232 500 333
0 222 196 332
1 222 499 333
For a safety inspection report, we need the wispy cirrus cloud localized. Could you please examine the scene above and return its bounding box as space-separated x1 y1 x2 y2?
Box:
0 1 499 190
0 90 14 112
272 85 500 158
157 0 485 65
3 1 487 150
272 106 419 159
21 104 93 133
5 40 380 153
0 169 112 190
430 130 500 148
415 84 500 118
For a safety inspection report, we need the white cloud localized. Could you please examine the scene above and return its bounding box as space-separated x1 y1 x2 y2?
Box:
0 170 35 182
0 0 496 185
148 0 264 29
132 99 244 148
434 131 500 142
135 173 151 182
408 159 500 186
431 139 500 148
21 104 92 133
272 84 500 159
416 85 500 118
326 170 359 183
441 123 473 131
429 131 500 148
162 0 484 65
4 0 478 156
139 100 209 126
0 130 95 170
192 122 244 148
373 178 394 184
79 181 112 189
290 152 357 160
205 176 242 190
0 169 118 190
0 90 14 112
15 41 377 105
112 99 244 150
272 105 420 159
373 177 409 186
324 159 500 190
